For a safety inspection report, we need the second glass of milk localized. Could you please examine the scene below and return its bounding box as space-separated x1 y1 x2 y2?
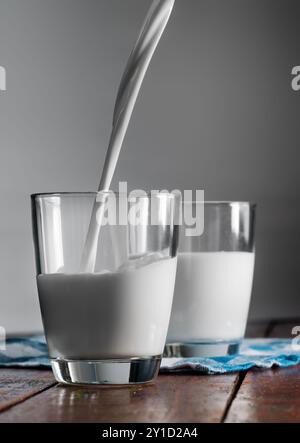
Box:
166 201 256 357
32 191 180 385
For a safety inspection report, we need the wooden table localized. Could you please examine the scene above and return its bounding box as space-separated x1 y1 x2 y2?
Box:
0 319 299 423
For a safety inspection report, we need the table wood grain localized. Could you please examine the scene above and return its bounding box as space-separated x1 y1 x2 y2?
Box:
0 319 299 423
225 320 300 423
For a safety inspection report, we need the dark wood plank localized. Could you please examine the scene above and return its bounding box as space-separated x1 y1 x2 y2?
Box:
0 374 237 423
0 369 55 413
225 318 300 423
219 319 270 422
225 366 300 423
0 319 278 423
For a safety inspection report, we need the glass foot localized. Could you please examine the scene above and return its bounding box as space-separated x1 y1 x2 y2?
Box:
164 341 241 358
51 356 161 385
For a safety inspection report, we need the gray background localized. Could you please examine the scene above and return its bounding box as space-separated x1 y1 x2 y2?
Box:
0 0 299 333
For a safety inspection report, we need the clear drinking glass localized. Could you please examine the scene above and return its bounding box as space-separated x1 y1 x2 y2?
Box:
32 191 179 385
166 201 256 357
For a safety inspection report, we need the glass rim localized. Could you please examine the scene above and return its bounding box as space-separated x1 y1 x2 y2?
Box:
183 200 257 207
31 193 256 207
31 191 178 200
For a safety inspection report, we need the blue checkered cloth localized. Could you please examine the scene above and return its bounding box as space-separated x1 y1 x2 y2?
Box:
0 336 50 367
0 337 300 374
161 339 300 374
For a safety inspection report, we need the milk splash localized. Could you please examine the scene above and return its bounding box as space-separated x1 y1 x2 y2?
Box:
80 0 175 272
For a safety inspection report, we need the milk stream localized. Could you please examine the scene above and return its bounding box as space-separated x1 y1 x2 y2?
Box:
80 0 175 272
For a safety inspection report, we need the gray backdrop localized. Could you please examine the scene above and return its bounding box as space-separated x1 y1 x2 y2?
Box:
0 0 299 333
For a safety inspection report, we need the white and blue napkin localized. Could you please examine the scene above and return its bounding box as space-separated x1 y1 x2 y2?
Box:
1 337 300 374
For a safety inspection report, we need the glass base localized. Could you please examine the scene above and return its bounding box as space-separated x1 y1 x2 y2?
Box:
51 356 161 385
164 340 241 358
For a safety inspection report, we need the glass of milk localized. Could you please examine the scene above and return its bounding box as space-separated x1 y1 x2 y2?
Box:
31 191 179 385
166 201 256 357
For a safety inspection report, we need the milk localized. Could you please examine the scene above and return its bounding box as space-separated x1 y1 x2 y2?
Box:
167 252 255 343
37 256 177 360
